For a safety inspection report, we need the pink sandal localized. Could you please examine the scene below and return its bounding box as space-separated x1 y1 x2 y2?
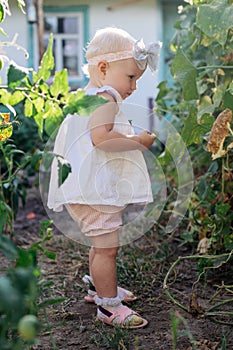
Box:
97 305 148 329
82 275 137 303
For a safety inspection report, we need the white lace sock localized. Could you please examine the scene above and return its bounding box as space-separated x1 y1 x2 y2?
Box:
83 274 133 301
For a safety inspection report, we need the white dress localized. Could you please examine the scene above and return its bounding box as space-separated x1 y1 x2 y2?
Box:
47 85 153 212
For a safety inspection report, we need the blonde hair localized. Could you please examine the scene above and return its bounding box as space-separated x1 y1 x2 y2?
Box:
84 27 136 77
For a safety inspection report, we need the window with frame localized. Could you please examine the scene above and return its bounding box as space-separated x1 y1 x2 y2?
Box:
43 8 87 87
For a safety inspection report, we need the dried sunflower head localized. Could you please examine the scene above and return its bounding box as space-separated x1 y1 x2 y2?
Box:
206 108 233 159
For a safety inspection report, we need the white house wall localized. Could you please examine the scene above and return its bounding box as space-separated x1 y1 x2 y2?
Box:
1 5 28 83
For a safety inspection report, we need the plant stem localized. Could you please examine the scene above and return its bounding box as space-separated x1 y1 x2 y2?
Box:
163 252 233 322
222 159 225 194
197 65 233 70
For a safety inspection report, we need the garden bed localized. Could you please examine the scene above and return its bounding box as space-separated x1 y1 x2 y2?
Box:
13 187 233 350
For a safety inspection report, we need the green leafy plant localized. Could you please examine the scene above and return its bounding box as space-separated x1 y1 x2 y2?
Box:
0 2 105 349
156 0 233 255
157 0 233 330
0 6 106 225
170 309 197 350
91 324 130 350
0 37 106 212
1 35 106 140
0 141 30 224
0 219 61 349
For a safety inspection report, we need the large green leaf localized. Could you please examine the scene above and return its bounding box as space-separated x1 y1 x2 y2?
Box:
171 50 198 101
196 0 233 45
64 93 108 116
24 98 34 117
9 90 25 105
34 112 44 137
33 35 54 82
0 234 18 260
50 70 69 97
0 4 4 23
182 107 214 146
0 88 11 104
33 96 44 113
222 91 233 110
57 158 72 187
7 64 27 89
44 101 63 136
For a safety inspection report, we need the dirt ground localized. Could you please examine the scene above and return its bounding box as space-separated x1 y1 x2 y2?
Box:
13 187 233 350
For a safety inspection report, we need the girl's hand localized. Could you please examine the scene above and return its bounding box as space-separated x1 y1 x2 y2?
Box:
138 130 156 149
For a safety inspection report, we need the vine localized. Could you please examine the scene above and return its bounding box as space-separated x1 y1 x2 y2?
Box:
156 0 233 255
157 0 233 325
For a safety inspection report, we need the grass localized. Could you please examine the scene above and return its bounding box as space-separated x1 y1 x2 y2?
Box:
90 322 130 349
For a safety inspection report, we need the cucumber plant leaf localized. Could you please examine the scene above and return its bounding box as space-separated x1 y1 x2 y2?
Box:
171 50 198 101
196 0 233 46
33 35 54 82
182 106 214 146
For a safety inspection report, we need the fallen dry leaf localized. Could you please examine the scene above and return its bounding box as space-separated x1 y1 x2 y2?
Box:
188 291 205 316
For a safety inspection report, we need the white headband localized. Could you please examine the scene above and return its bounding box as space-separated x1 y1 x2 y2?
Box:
87 39 162 72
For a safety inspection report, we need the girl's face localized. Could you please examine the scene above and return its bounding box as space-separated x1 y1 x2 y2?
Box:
101 58 145 100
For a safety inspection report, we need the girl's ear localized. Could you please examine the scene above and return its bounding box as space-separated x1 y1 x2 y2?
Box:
98 61 108 78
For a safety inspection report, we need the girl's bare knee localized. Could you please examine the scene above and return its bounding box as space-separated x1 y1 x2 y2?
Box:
90 230 119 249
93 246 118 259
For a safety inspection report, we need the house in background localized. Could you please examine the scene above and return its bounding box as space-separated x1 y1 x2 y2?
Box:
1 0 180 131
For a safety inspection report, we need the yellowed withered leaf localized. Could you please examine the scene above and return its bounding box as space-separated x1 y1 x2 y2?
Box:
0 113 13 142
206 109 233 159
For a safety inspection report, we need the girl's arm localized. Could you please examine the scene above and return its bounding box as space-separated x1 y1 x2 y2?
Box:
90 93 156 152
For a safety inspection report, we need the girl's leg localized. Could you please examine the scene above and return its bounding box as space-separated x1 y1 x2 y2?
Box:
85 246 137 303
89 230 147 328
90 230 119 298
89 246 94 277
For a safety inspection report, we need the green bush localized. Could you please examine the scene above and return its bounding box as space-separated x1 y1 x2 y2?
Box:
156 0 233 254
0 2 105 349
0 220 58 349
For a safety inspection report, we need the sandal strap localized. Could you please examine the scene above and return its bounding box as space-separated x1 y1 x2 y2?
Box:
99 305 113 318
118 286 135 300
98 305 139 325
82 275 96 292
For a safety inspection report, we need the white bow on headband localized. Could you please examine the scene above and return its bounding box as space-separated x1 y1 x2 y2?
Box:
133 39 162 72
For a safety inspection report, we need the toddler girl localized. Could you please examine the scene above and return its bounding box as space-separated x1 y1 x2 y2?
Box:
48 27 161 328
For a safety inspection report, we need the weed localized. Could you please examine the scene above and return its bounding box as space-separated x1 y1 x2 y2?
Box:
220 327 231 350
90 321 130 349
170 309 197 350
